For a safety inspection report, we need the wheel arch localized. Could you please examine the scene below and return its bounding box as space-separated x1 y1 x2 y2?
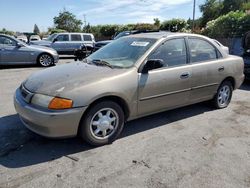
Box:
36 52 54 65
221 76 236 90
77 95 130 135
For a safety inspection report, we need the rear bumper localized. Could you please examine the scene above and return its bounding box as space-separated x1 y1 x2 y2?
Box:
14 88 87 138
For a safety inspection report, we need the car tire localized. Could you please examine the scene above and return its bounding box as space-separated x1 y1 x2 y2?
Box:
212 81 233 109
79 101 125 146
37 53 54 67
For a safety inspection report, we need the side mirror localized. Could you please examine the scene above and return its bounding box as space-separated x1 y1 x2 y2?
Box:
141 59 164 74
52 38 58 43
16 42 24 48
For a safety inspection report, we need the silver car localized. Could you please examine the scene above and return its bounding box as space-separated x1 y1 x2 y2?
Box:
0 34 59 67
14 32 244 146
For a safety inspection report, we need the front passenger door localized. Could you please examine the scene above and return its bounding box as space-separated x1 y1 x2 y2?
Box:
0 36 30 64
51 34 69 54
138 38 192 116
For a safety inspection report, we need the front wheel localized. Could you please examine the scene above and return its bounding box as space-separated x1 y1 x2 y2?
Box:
79 101 125 146
38 54 54 67
212 81 233 109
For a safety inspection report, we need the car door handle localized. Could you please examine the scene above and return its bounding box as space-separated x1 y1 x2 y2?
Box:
218 66 224 72
180 72 190 79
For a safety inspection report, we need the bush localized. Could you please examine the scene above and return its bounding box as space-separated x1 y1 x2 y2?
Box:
203 11 250 38
160 19 188 32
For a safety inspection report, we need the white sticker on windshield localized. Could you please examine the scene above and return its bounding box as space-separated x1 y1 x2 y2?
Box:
131 41 149 47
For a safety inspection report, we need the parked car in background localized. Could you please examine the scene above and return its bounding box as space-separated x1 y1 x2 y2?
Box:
17 35 28 43
30 33 95 55
14 32 244 146
242 31 250 79
42 35 49 40
94 30 159 51
30 35 41 41
0 34 59 67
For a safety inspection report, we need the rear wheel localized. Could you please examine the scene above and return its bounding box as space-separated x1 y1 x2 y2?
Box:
212 81 233 109
79 101 125 146
38 53 54 67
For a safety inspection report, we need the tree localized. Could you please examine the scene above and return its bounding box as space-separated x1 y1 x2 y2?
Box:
53 10 82 32
200 0 223 27
33 24 40 34
0 28 15 36
221 0 248 15
160 19 188 32
48 27 67 34
153 18 161 28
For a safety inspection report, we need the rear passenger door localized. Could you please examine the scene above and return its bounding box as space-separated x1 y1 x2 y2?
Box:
187 37 225 102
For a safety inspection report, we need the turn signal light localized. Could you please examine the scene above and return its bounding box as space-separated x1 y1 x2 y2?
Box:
48 97 73 110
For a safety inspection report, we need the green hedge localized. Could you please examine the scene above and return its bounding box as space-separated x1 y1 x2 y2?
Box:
203 11 250 38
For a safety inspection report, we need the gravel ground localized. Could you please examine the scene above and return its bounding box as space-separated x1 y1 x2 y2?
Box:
0 59 250 188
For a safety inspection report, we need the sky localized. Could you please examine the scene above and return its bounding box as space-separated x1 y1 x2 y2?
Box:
0 0 205 32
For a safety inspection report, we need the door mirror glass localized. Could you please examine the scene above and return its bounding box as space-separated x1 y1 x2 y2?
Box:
17 42 24 47
142 59 164 73
52 38 58 43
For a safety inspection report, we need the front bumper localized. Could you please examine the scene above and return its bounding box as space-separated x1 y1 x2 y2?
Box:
53 54 59 64
14 88 87 138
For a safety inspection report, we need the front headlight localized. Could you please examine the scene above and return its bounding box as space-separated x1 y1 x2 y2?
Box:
31 94 53 108
31 94 73 110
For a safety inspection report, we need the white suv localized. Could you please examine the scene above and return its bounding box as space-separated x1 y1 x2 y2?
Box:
30 33 95 55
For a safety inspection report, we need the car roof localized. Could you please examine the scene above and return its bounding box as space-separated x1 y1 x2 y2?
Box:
127 31 210 40
56 32 93 35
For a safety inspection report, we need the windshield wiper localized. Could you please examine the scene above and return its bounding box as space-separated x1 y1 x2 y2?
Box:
92 59 113 69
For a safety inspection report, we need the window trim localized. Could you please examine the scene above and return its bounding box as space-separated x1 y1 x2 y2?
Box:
186 37 222 64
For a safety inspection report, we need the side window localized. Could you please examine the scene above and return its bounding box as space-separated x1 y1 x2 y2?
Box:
149 38 187 67
56 34 69 41
0 36 16 46
71 34 82 41
188 38 217 63
83 35 92 41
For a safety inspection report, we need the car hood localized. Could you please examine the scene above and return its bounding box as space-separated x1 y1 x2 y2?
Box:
30 40 52 46
28 44 55 51
95 40 112 45
23 61 126 97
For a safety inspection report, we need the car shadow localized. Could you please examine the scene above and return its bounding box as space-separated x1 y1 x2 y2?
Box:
0 102 213 168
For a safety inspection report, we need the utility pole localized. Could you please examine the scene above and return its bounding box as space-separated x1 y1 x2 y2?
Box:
83 14 87 28
192 0 196 33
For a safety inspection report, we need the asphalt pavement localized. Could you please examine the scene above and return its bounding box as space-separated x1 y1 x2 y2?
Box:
0 59 250 188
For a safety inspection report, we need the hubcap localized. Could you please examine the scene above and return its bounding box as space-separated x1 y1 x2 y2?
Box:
39 54 52 66
218 85 230 106
90 108 119 140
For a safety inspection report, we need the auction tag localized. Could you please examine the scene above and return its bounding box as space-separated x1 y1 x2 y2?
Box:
131 41 149 47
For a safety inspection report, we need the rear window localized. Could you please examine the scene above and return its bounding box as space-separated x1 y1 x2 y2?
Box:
83 35 92 41
71 34 82 41
188 38 217 63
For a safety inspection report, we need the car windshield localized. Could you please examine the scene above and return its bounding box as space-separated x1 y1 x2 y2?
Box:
87 37 156 68
113 32 131 40
46 34 57 41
